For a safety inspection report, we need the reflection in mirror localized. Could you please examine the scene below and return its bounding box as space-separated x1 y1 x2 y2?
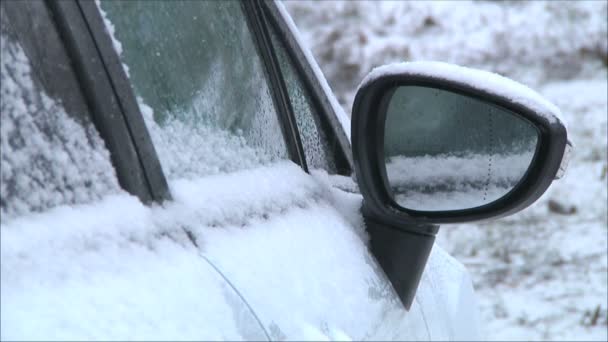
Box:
384 86 539 211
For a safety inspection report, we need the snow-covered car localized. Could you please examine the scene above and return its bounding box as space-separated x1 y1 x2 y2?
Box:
0 0 570 340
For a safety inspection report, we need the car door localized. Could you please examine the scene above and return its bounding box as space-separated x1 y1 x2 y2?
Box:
96 0 481 340
0 1 270 340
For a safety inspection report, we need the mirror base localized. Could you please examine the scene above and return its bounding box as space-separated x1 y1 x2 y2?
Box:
366 218 436 310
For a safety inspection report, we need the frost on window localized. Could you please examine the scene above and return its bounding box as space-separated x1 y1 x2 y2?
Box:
0 32 120 222
269 27 338 173
99 1 289 180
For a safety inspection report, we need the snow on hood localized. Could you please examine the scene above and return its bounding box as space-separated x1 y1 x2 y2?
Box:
358 61 565 127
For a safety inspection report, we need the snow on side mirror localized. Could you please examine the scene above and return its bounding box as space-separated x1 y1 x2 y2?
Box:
352 61 570 226
351 62 570 310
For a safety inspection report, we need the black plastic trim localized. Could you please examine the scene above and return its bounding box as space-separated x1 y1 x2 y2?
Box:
77 0 171 203
352 73 569 226
365 218 436 310
47 0 157 203
243 0 308 171
262 0 354 175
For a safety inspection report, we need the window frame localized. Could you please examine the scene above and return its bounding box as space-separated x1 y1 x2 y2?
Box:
39 0 172 204
1 0 171 205
247 0 354 176
241 0 308 171
53 0 315 204
76 0 172 202
261 1 354 175
84 0 313 193
7 0 351 208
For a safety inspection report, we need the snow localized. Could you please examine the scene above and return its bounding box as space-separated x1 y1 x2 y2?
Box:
1 193 269 340
1 20 480 334
144 56 289 180
285 1 607 340
95 0 130 77
94 0 121 55
97 0 290 180
284 1 607 113
1 161 480 340
1 2 535 340
0 32 120 222
138 99 286 180
360 61 565 126
437 77 608 341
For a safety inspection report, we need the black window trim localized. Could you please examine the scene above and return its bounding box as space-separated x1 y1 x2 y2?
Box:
49 0 313 204
76 0 172 203
243 0 308 172
46 0 171 204
261 0 354 175
78 0 311 189
37 0 342 206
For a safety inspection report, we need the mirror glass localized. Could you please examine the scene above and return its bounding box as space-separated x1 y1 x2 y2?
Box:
384 86 539 212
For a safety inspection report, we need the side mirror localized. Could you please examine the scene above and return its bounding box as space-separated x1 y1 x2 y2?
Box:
352 61 571 309
353 61 570 225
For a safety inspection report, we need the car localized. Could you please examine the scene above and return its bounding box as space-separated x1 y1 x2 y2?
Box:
0 0 570 340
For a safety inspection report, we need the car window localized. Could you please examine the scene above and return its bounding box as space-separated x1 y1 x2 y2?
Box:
0 10 121 222
267 25 340 174
98 0 289 181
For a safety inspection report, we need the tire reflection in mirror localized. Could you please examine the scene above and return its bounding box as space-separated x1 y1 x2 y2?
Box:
384 86 539 211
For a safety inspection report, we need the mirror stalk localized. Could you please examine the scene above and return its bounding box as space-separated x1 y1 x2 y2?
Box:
365 215 437 310
352 61 569 311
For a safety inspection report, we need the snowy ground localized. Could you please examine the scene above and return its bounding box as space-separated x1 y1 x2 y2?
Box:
284 1 608 340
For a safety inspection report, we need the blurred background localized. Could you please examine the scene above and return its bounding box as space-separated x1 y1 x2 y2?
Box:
283 1 607 340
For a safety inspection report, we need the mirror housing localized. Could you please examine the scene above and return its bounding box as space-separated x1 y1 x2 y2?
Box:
351 61 570 310
352 61 570 226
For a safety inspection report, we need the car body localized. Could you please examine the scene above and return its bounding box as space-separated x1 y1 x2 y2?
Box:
1 0 569 340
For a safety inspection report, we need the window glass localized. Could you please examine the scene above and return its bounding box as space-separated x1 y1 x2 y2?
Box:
0 15 121 222
99 1 289 180
268 26 338 173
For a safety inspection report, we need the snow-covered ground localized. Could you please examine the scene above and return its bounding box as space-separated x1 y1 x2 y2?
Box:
284 1 608 340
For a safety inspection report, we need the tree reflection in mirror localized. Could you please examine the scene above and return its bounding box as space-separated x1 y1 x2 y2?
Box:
384 86 539 211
